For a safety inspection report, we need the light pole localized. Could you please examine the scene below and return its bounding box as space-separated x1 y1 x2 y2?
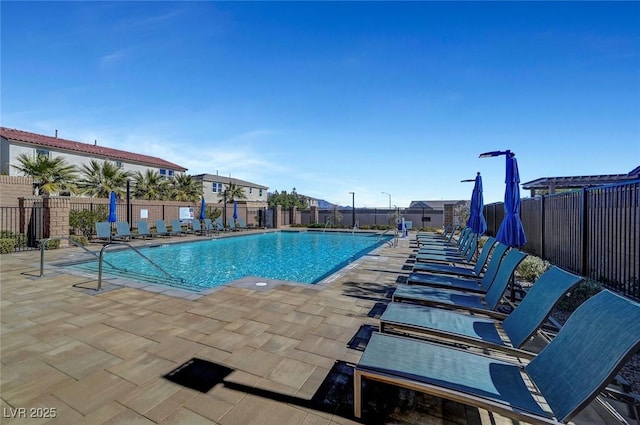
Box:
349 192 355 227
381 192 391 209
382 192 391 224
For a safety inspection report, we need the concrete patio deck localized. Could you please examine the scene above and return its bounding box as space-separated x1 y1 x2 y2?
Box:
0 231 628 424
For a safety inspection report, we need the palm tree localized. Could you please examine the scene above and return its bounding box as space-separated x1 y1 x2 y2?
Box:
168 174 203 202
132 170 168 200
12 153 78 195
77 160 133 198
219 182 247 203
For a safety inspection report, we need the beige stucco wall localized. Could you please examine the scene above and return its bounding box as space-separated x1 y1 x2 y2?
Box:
5 141 179 177
0 176 34 207
200 179 267 204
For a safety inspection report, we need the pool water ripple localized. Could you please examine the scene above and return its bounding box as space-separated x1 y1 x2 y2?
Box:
69 231 389 290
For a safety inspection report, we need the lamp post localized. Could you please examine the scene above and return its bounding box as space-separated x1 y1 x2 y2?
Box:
126 179 131 227
381 192 391 209
382 192 391 224
349 192 355 227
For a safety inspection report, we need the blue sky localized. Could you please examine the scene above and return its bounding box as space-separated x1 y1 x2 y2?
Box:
2 1 639 207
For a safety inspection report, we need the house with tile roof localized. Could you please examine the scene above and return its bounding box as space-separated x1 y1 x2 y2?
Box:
0 127 187 178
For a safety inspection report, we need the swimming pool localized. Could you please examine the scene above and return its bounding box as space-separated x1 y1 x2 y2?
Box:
68 231 390 291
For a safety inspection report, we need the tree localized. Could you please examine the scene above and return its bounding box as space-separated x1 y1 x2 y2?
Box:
168 174 203 202
12 153 78 195
77 160 133 198
454 201 471 226
268 187 308 209
132 170 168 200
218 182 247 203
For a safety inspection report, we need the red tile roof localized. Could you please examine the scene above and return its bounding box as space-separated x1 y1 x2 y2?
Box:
0 127 187 172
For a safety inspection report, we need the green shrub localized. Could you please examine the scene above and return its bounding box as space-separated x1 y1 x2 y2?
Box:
0 231 26 248
308 223 327 229
420 227 440 233
69 207 107 237
69 235 89 246
0 238 15 254
37 239 61 250
556 279 602 312
516 255 551 282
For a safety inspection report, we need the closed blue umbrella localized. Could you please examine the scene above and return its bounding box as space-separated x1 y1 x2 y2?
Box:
466 172 487 235
199 197 206 220
233 201 238 220
108 191 117 223
496 155 527 247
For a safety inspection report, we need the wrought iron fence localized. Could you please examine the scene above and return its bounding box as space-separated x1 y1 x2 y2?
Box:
485 180 640 299
0 205 45 251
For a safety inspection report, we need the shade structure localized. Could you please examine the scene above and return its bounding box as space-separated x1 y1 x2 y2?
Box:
496 155 527 247
466 172 487 235
108 191 117 223
199 197 206 220
233 201 238 220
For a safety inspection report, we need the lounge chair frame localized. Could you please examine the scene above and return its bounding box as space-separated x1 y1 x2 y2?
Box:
355 290 640 424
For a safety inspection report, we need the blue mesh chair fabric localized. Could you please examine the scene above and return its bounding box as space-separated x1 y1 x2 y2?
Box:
95 222 112 241
412 237 497 277
113 221 131 241
407 243 509 293
356 290 640 423
381 266 584 351
526 290 640 422
393 249 527 315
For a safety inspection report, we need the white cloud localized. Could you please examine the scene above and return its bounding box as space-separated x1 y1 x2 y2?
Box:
99 48 131 68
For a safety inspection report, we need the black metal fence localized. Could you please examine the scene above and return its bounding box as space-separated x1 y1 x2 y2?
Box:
304 208 447 229
485 180 640 299
0 205 45 251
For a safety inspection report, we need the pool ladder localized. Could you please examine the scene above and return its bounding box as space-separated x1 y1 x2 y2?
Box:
378 228 399 247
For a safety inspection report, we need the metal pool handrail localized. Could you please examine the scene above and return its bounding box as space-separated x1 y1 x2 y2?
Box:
39 236 117 277
97 241 185 290
378 228 399 247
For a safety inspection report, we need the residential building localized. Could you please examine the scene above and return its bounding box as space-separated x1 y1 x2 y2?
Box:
0 127 187 178
192 174 268 206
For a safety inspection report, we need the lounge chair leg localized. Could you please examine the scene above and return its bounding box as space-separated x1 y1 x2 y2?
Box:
354 369 362 418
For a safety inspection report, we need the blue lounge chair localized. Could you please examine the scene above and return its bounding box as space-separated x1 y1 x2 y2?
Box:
417 223 453 240
170 219 187 236
202 218 214 235
191 219 205 236
392 249 527 317
215 218 227 232
113 221 132 241
417 226 467 248
355 290 640 423
417 227 472 252
412 237 498 278
227 218 237 231
154 220 172 238
415 235 478 264
94 221 112 242
135 221 153 239
380 266 584 357
406 243 510 294
236 217 248 230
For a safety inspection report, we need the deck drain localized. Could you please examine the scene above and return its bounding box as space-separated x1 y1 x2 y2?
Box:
255 282 268 287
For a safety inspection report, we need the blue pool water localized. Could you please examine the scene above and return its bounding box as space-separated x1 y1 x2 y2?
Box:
69 231 389 291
